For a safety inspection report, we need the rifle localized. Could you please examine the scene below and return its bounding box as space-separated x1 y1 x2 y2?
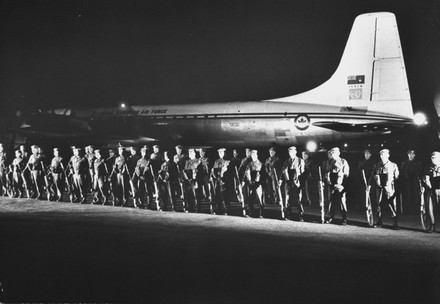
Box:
234 166 245 212
419 179 429 231
63 167 73 202
150 165 160 206
125 163 136 198
21 165 30 198
362 169 374 227
272 168 285 218
318 166 325 224
42 165 52 200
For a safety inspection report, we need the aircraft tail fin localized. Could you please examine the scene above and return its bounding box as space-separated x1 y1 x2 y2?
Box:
273 12 414 119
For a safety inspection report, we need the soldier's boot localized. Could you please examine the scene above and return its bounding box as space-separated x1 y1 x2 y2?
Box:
342 211 347 226
392 216 399 230
298 211 304 222
375 216 383 228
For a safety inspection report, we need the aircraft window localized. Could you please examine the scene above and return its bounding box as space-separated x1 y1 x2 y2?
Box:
284 112 287 116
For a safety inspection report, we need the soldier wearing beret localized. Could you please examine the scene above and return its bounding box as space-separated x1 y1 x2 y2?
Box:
114 144 127 206
400 149 422 213
265 147 282 206
197 148 213 212
50 148 65 201
422 151 440 232
211 148 230 215
27 145 45 199
373 149 399 229
68 146 87 203
158 150 179 211
326 147 350 225
10 149 25 198
92 149 109 205
245 149 264 218
282 146 305 221
183 148 200 212
132 146 151 209
85 145 96 193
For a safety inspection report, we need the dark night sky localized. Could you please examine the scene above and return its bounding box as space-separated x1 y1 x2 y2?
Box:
1 0 440 120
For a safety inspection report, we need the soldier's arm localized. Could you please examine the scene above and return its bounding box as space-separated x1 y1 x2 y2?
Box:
344 160 350 178
394 163 400 181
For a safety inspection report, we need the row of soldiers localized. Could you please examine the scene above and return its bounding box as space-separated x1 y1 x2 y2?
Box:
0 142 438 230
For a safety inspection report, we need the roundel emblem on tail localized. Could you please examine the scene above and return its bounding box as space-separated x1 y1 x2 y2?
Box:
294 115 311 130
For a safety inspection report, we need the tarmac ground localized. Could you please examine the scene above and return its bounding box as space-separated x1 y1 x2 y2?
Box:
0 197 439 303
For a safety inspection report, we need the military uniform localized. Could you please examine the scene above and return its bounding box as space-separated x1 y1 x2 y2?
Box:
321 153 333 211
92 154 108 204
127 149 140 198
326 150 350 224
150 151 164 174
423 152 440 232
69 150 86 203
27 149 44 199
358 151 375 210
264 150 282 205
197 151 212 206
134 155 153 208
158 158 179 211
373 149 399 229
245 155 264 217
211 150 230 215
114 151 127 205
0 149 8 196
183 155 200 212
302 153 316 206
400 151 422 213
282 155 305 220
11 154 25 197
105 150 117 202
238 154 252 207
85 148 96 192
50 152 64 201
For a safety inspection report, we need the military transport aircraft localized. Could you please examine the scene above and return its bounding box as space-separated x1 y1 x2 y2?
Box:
17 12 424 148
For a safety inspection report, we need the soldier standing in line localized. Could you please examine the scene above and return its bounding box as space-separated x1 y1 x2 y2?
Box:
373 149 399 229
27 145 44 199
282 146 305 221
50 148 65 201
400 150 422 214
127 146 140 200
183 148 200 212
115 144 127 206
238 148 252 208
158 150 179 211
92 149 108 205
326 147 350 225
197 148 213 211
245 149 264 218
422 151 440 232
358 149 375 210
211 148 230 215
68 146 86 203
264 147 282 205
85 145 96 193
38 147 52 200
0 143 7 196
105 148 117 204
10 149 25 198
302 151 316 206
175 145 187 172
321 151 333 214
133 146 151 208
